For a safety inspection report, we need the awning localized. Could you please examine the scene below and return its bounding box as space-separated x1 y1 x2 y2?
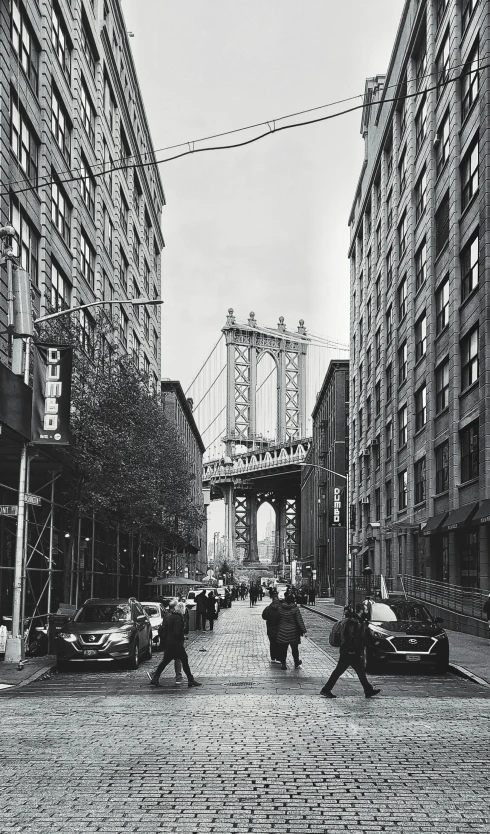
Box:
422 512 448 537
473 500 490 525
353 545 370 560
441 502 479 531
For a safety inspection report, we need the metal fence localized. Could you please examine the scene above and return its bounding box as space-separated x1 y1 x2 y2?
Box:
402 575 489 620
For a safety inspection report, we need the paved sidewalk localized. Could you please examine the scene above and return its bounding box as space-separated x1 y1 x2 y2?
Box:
0 655 57 690
305 598 490 687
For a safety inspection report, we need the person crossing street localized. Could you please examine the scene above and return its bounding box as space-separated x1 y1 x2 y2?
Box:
320 607 380 699
147 601 202 689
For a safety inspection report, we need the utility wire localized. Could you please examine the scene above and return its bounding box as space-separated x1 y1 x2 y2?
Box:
3 60 484 198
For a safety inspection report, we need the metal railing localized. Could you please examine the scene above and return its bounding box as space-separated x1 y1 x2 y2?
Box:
403 575 489 620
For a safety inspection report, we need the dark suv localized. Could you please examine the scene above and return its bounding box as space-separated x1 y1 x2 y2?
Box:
57 597 152 670
364 598 449 673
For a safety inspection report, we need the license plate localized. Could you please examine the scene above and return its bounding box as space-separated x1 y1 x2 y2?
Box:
406 654 421 662
83 649 97 657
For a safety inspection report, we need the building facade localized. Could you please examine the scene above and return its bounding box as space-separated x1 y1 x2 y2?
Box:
348 0 489 595
161 381 207 582
300 360 349 597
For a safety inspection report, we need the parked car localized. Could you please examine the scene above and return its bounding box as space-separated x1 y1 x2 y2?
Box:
364 598 449 673
186 588 220 615
57 597 152 670
216 587 232 608
141 601 167 649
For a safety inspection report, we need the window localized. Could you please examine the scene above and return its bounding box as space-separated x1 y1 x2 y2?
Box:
415 167 427 223
414 457 426 504
103 271 114 307
359 317 363 349
144 308 150 341
10 199 38 286
359 408 363 439
461 138 479 209
386 306 393 344
52 6 71 81
51 87 70 161
415 384 427 431
398 276 407 321
143 260 150 296
352 420 356 448
462 41 479 121
119 307 128 351
359 272 363 303
436 111 450 177
435 192 450 255
50 260 70 311
387 190 393 230
386 248 393 286
132 279 140 323
436 440 449 494
133 175 141 214
436 0 448 29
11 97 38 185
103 205 113 258
399 149 407 193
436 31 449 96
399 87 408 137
132 333 141 368
415 313 427 362
51 178 71 245
120 190 129 235
367 250 372 283
398 405 408 447
80 230 95 287
461 325 479 389
366 396 371 429
79 309 95 358
12 0 39 92
386 422 393 459
436 358 449 413
386 480 393 516
144 211 152 248
415 97 427 153
366 297 372 331
461 231 479 300
386 363 393 403
415 239 427 291
80 81 96 145
81 22 96 76
375 276 381 311
375 328 381 365
415 38 427 90
398 212 408 257
398 470 408 511
462 0 478 33
80 158 95 217
374 436 381 470
375 488 381 521
436 277 449 334
386 145 393 180
103 139 112 195
375 382 381 417
398 342 407 386
376 223 382 260
461 421 479 482
152 328 159 361
103 75 115 131
133 227 140 266
120 250 129 294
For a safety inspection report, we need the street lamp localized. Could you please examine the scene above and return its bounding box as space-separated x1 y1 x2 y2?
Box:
299 462 350 606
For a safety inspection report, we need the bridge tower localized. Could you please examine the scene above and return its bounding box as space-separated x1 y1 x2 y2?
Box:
221 309 308 569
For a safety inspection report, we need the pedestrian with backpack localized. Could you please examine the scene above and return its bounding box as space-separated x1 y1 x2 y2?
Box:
262 592 282 662
320 608 380 699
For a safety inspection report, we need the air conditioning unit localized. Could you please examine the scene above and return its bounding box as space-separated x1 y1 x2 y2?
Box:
361 448 370 457
433 133 440 146
361 497 370 504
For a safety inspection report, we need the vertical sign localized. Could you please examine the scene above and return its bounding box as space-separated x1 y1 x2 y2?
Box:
31 344 72 444
329 486 346 527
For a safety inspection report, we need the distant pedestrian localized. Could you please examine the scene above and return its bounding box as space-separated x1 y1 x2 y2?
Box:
206 591 216 631
262 592 282 662
258 586 263 601
483 594 490 636
308 587 316 606
249 587 256 607
195 589 207 631
276 591 307 669
148 602 201 688
320 608 380 699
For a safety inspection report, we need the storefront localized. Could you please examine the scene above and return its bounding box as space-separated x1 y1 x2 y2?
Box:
440 503 479 588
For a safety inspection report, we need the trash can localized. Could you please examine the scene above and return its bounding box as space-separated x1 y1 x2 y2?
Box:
187 607 197 632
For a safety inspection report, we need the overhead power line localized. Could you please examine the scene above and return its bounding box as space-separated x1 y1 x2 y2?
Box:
2 60 484 198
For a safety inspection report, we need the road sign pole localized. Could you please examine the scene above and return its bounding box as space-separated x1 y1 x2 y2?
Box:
4 442 27 664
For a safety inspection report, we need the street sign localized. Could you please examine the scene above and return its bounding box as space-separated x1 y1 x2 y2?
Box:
0 505 18 516
25 493 41 506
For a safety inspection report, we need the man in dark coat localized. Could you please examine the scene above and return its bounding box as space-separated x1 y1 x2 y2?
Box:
308 587 316 605
276 591 307 669
483 593 490 636
206 591 217 631
262 593 282 662
320 609 380 699
148 601 201 688
195 589 207 631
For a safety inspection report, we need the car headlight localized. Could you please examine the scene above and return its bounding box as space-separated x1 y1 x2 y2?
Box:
434 632 448 640
369 627 388 638
60 632 77 642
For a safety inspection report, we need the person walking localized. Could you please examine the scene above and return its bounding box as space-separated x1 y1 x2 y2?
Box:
195 589 207 631
206 591 216 631
148 602 201 688
158 601 184 683
483 593 490 636
320 608 380 699
308 586 316 606
262 592 282 662
276 590 307 669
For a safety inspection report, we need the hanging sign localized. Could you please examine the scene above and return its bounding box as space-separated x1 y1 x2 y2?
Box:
31 344 72 444
0 506 18 516
328 486 346 527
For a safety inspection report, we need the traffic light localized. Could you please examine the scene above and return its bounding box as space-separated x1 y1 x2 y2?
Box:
12 268 34 337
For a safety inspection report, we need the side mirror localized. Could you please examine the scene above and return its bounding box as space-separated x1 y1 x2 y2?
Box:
137 614 147 622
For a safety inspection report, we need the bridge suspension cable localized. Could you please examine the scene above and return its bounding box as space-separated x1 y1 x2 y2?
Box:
192 364 226 411
185 334 224 395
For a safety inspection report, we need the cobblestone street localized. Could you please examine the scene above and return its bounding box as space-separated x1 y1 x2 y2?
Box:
1 599 490 834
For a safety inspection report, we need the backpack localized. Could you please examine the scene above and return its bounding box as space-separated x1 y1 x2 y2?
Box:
328 619 344 647
340 617 364 653
262 604 281 628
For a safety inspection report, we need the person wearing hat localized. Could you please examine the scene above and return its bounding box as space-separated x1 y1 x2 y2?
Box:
148 600 201 688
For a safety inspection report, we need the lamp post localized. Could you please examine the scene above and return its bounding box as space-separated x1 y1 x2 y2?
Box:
299 462 350 606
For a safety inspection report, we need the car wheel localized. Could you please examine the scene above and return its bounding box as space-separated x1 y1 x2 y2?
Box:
127 641 139 670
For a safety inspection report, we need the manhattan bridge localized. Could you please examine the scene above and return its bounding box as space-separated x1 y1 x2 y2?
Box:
186 309 348 572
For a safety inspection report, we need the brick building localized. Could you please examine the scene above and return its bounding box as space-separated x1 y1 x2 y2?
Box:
348 0 489 599
300 360 349 597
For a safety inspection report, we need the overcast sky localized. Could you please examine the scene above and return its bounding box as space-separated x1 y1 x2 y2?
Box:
122 0 405 540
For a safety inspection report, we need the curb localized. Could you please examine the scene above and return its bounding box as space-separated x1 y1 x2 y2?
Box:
300 604 338 623
0 659 57 691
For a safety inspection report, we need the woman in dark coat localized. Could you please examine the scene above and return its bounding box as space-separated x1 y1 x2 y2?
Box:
276 591 307 669
206 591 217 631
262 593 282 662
